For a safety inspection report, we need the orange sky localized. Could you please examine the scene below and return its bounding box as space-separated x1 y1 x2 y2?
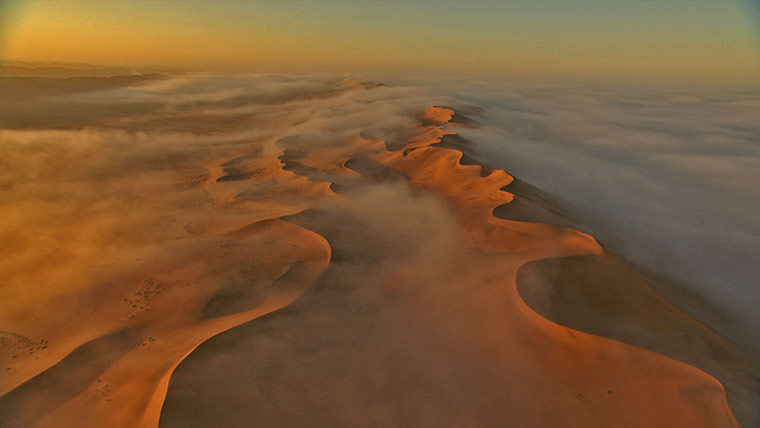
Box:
1 0 759 83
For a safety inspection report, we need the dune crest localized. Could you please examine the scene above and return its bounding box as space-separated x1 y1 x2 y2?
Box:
160 103 740 428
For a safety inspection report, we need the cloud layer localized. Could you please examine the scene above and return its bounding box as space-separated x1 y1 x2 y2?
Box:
442 81 760 348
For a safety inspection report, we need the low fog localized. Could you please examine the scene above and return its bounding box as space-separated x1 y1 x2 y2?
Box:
437 82 760 350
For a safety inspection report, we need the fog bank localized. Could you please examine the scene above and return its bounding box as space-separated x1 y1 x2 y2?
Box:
442 81 760 349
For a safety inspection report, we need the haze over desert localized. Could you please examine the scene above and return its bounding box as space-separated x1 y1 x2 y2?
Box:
1 1 759 427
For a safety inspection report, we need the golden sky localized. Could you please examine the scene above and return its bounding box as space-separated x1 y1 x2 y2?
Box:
2 0 759 83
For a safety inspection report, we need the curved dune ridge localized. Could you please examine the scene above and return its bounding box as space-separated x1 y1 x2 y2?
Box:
162 105 741 427
0 77 746 427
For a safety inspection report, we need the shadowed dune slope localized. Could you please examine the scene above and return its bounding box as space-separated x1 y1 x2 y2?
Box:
516 254 759 426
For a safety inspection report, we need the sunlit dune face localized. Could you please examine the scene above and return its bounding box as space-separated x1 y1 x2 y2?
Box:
420 106 454 125
0 75 744 428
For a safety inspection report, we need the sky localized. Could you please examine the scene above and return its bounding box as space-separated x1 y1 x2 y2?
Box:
1 0 759 83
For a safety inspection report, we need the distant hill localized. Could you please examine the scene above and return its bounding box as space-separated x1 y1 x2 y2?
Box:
0 60 180 78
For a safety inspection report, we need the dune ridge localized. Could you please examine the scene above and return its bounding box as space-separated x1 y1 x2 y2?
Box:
161 104 741 427
0 77 746 427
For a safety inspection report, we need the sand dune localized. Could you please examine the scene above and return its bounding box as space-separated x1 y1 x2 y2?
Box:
516 253 759 425
0 76 749 427
158 106 740 428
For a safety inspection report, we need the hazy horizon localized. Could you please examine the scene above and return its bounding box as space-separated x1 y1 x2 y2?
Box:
2 0 760 84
